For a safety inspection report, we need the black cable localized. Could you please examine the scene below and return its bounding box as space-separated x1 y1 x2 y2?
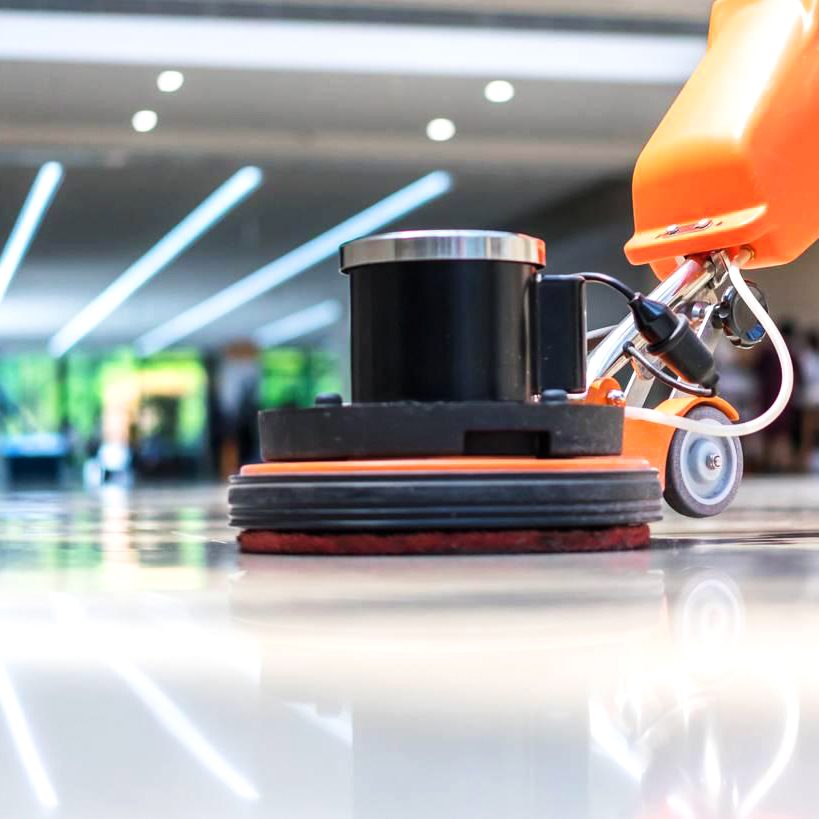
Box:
579 272 638 301
580 270 719 389
623 343 716 398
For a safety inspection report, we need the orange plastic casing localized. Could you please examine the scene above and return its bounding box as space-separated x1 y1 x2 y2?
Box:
625 0 819 277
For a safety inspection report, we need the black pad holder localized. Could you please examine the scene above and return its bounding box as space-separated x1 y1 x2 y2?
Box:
257 400 623 461
229 468 662 533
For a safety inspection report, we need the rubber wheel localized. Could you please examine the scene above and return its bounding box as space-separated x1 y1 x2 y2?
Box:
664 405 743 518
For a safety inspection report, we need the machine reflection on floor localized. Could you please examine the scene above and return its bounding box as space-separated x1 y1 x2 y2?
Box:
0 478 815 817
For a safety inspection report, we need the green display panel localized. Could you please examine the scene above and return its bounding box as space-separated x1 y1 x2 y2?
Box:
64 349 207 451
260 349 342 409
0 354 60 435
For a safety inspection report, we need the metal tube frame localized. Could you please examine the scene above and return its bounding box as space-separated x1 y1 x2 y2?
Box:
585 255 729 406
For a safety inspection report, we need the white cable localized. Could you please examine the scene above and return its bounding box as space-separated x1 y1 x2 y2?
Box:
624 254 794 438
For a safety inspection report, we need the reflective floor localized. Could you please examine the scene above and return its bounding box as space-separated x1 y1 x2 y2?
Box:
0 478 818 818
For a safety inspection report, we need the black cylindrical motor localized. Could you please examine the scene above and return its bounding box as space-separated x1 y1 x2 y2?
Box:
340 230 586 401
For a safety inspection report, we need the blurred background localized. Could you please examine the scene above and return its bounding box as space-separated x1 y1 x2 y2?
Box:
0 0 815 487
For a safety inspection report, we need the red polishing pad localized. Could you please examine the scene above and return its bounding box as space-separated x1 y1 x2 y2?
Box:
239 524 651 556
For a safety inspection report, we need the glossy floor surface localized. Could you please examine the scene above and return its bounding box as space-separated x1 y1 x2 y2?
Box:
1 478 818 818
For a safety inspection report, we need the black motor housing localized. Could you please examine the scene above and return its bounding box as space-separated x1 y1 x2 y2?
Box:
343 230 587 403
254 230 618 462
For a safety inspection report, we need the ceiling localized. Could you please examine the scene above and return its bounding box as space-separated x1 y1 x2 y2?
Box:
0 0 712 28
234 0 712 20
0 0 714 27
0 5 702 352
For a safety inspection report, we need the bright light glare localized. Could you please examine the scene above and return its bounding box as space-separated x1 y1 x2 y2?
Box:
588 697 645 782
157 69 184 93
0 14 706 85
50 594 260 802
0 663 59 809
48 166 263 357
666 795 696 819
254 300 343 348
738 676 800 817
132 109 158 133
135 170 452 355
285 702 353 745
484 79 515 103
111 658 260 801
426 118 456 142
0 161 63 307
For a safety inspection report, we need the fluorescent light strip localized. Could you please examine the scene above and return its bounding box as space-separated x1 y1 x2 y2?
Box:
253 300 342 348
0 663 59 809
0 161 63 307
0 12 705 84
136 170 451 355
110 657 260 801
588 697 646 782
48 166 263 357
50 594 259 802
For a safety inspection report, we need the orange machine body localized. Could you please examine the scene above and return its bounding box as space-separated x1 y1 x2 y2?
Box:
626 0 819 276
240 455 655 477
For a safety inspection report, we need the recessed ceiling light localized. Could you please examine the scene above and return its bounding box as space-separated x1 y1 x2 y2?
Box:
132 110 158 133
157 69 185 93
426 118 456 142
484 79 515 103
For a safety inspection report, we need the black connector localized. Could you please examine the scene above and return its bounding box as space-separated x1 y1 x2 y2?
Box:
628 295 719 388
623 343 715 398
579 272 637 301
579 271 719 391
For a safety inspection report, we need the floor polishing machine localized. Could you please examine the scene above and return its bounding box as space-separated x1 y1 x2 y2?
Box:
230 0 819 554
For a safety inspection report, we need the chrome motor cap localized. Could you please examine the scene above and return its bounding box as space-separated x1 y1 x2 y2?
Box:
339 229 546 272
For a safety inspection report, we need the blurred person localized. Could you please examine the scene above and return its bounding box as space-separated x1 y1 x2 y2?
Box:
132 399 176 477
799 330 819 401
798 330 819 470
754 319 803 472
714 343 757 418
82 412 132 487
214 341 261 478
713 343 766 470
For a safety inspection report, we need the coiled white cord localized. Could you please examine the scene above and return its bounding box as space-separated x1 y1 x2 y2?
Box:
624 253 794 438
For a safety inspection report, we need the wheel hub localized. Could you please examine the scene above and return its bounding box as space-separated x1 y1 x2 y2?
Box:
680 425 738 506
690 439 724 483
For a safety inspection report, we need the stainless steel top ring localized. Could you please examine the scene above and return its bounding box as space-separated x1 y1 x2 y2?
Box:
340 229 546 271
